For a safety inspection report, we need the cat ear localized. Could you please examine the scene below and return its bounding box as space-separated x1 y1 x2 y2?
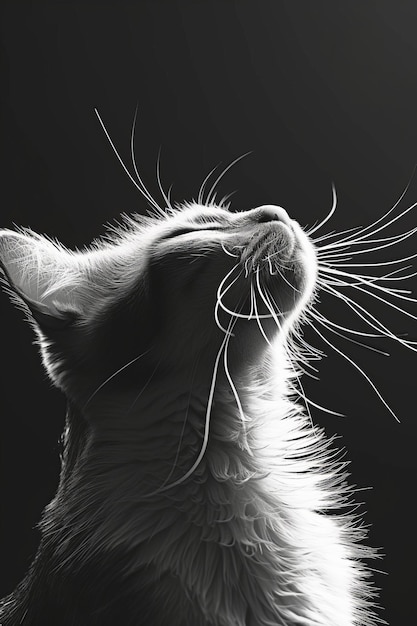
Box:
0 229 84 330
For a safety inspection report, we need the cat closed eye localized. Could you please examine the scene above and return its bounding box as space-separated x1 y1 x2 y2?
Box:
161 225 223 240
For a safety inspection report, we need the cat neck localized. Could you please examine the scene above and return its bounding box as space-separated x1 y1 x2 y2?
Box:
81 378 260 494
48 382 320 626
20 364 347 626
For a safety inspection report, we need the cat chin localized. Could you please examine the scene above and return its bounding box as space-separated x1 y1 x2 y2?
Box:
292 222 318 302
238 218 317 322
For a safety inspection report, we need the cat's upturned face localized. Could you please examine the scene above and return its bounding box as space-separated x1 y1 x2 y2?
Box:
148 203 316 354
0 202 317 410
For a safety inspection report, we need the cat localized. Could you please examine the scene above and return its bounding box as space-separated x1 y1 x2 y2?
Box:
4 119 413 624
0 202 379 625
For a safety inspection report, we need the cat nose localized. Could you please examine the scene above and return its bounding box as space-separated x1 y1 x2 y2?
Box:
255 205 291 226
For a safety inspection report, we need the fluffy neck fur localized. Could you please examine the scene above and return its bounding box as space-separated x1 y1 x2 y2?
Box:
2 352 373 626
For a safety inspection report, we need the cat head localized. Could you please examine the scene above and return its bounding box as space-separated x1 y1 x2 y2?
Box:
0 202 317 411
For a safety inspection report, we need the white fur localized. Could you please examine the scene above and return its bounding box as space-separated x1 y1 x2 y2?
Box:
0 201 380 625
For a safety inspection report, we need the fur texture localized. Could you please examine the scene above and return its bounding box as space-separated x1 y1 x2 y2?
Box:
0 197 380 625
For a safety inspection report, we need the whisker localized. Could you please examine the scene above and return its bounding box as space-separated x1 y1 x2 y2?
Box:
253 270 274 345
221 242 239 258
94 106 162 215
215 265 244 333
317 167 416 248
84 348 152 408
248 280 256 320
319 266 417 308
319 283 417 352
312 225 363 243
310 308 386 340
309 321 400 422
293 389 346 417
206 152 252 206
198 162 221 206
279 267 302 294
223 317 253 454
128 361 161 413
317 225 417 254
310 311 390 356
147 316 239 496
216 268 274 322
320 202 417 252
318 251 417 268
259 284 344 415
292 329 324 363
156 147 174 211
307 183 337 236
350 281 417 316
318 225 417 256
153 363 199 491
255 269 282 332
318 263 417 290
218 190 237 208
167 183 174 209
226 305 253 397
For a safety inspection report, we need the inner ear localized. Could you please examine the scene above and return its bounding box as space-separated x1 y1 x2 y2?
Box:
0 230 85 328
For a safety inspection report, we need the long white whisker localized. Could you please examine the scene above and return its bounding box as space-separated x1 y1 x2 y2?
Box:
253 271 274 344
223 327 253 454
94 107 162 214
307 183 337 236
149 363 200 492
84 349 152 408
319 266 417 307
320 202 417 252
317 225 417 256
293 387 346 417
206 152 252 206
255 269 282 331
221 242 239 258
319 283 417 352
128 361 161 413
294 330 324 362
318 263 417 291
198 162 221 205
218 190 237 208
279 267 302 294
167 183 174 209
318 169 416 248
319 251 417 268
156 147 174 211
248 280 256 321
260 282 344 416
309 322 400 422
222 304 251 411
312 225 363 243
147 316 239 496
310 308 386 340
259 284 321 381
318 225 417 256
310 311 390 356
215 265 242 333
216 269 274 321
351 282 417 315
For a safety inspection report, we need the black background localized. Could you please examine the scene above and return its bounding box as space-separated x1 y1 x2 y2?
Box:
1 2 416 624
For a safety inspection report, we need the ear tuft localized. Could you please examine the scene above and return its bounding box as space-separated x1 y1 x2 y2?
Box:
0 229 83 328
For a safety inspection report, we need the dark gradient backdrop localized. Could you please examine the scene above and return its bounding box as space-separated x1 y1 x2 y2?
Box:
1 2 416 624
